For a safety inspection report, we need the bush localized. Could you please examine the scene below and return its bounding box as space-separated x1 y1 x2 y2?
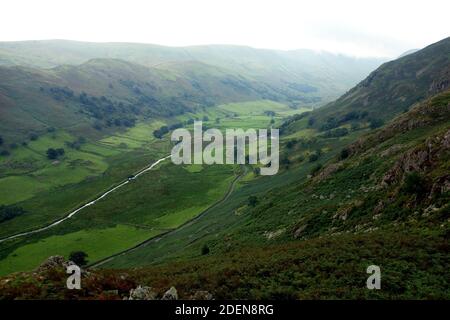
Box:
201 244 210 256
46 148 65 160
339 148 350 160
69 251 89 266
402 172 427 195
153 126 169 139
369 118 384 129
310 164 322 175
0 205 26 223
308 153 319 162
248 196 259 207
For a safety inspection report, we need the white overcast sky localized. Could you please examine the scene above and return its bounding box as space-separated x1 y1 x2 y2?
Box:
0 0 448 57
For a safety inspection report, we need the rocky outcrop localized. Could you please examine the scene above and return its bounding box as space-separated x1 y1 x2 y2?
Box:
345 91 450 158
162 286 178 300
382 129 450 186
128 285 158 300
35 256 75 273
313 163 343 183
190 290 213 300
293 224 308 239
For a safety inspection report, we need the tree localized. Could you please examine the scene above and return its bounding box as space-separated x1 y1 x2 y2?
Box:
201 244 210 255
339 148 350 160
308 153 319 162
202 116 209 122
46 148 58 160
307 117 316 127
0 136 3 146
0 205 26 223
369 118 384 129
248 196 258 207
69 251 88 266
29 133 38 141
402 172 426 195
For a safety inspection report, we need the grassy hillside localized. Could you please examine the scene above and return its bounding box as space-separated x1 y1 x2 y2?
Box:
1 90 448 299
0 58 285 144
0 40 385 103
307 36 450 128
90 90 449 300
0 99 305 275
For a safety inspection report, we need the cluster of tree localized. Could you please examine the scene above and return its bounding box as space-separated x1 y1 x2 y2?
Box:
369 118 385 129
46 86 75 101
321 127 349 138
105 118 136 128
279 112 311 135
153 126 170 139
46 148 65 160
153 122 185 139
319 111 370 131
264 110 276 117
0 205 26 223
65 137 86 150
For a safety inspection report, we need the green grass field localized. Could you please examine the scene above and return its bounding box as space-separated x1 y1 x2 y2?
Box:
0 99 310 275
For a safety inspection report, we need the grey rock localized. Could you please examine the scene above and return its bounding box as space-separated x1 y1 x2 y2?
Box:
129 285 158 300
162 286 178 300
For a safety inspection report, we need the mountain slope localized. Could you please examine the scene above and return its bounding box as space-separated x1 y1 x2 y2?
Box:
0 40 386 103
1 90 448 300
0 58 285 143
309 37 450 127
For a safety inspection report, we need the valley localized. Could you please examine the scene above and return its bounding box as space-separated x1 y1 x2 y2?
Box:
0 37 448 300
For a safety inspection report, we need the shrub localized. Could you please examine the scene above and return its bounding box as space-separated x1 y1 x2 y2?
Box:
248 196 259 207
369 118 384 129
0 205 26 223
339 148 350 160
46 148 64 160
308 153 319 162
402 172 427 195
69 251 89 266
310 164 322 175
201 244 210 256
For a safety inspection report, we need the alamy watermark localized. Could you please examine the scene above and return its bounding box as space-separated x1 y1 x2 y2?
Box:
66 264 81 290
170 121 279 175
366 265 381 290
